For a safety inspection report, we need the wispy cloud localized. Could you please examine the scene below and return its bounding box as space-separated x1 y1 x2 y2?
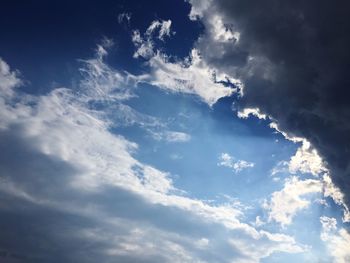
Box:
218 153 254 173
118 12 131 25
0 51 306 262
130 20 239 106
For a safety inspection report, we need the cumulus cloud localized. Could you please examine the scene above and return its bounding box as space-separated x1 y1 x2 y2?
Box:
218 153 254 173
269 137 350 222
269 139 326 177
288 141 327 177
269 156 350 223
264 176 322 226
187 0 350 208
320 217 350 263
0 52 306 262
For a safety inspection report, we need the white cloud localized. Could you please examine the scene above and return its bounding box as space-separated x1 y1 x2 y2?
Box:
146 20 173 41
80 42 138 101
267 132 327 178
132 19 174 59
218 153 254 173
320 217 350 263
264 176 322 226
0 53 306 262
0 58 21 95
130 20 238 106
239 107 329 183
118 12 131 25
238 109 328 179
237 107 267 120
320 216 337 233
269 139 350 223
288 140 327 176
229 230 305 263
207 14 240 43
132 29 155 59
253 216 265 227
151 131 191 143
146 50 236 106
195 238 209 249
270 161 289 177
188 0 212 20
323 174 350 223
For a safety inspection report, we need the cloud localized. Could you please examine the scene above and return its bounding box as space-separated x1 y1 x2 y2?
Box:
0 53 306 262
118 12 131 25
288 141 327 176
131 19 174 59
237 107 267 120
132 29 155 59
151 131 191 143
218 153 254 173
269 139 326 177
0 58 22 97
269 157 350 223
130 20 238 106
186 0 350 208
146 50 238 106
323 174 350 223
320 217 350 263
146 20 173 41
228 230 305 263
264 176 322 226
269 139 350 222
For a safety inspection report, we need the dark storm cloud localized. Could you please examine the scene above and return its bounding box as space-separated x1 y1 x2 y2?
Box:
193 0 350 206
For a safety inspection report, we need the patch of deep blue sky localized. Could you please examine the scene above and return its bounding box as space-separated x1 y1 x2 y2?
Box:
0 0 201 92
1 1 346 260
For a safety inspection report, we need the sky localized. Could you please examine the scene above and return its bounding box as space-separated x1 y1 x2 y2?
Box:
0 1 350 262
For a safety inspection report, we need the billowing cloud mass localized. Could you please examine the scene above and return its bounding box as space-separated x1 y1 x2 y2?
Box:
187 0 350 207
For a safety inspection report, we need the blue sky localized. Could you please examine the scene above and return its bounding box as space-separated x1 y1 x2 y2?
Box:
0 1 350 262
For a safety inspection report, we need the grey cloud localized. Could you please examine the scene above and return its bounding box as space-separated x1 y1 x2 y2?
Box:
191 0 350 207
